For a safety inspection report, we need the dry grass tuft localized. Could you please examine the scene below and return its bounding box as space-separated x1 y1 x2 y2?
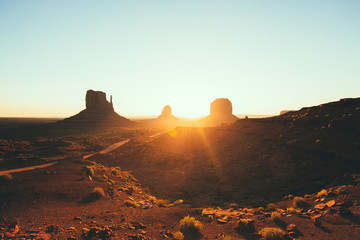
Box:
286 207 302 215
124 200 138 208
317 189 328 197
92 186 105 198
85 166 95 176
173 231 184 239
259 227 285 240
271 212 282 222
266 203 277 211
180 215 203 237
157 199 170 207
293 197 308 208
236 218 255 233
0 174 12 181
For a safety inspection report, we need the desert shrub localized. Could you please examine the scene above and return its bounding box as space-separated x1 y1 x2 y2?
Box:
283 194 293 200
286 207 301 215
0 174 12 181
173 231 184 240
236 218 255 233
85 166 95 176
227 203 238 209
180 216 202 236
157 199 170 207
148 196 157 203
259 227 284 240
317 189 328 197
271 212 282 222
92 187 105 198
266 203 276 211
124 200 138 208
110 167 121 175
334 185 348 194
293 197 307 208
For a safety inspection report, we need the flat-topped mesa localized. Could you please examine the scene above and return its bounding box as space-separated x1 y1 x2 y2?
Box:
86 90 113 112
210 98 233 116
199 98 238 125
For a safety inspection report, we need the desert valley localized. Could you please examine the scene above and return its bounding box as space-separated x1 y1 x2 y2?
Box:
1 90 360 240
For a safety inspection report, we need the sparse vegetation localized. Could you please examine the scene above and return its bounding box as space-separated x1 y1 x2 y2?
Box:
180 216 203 237
317 189 328 197
286 207 302 215
157 199 170 207
91 186 105 198
236 218 255 233
173 231 184 240
266 203 276 211
85 165 95 176
259 227 284 240
0 174 12 181
293 197 307 208
124 199 138 208
334 185 348 194
271 211 282 223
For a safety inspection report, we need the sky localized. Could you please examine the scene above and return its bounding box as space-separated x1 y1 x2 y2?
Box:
0 0 359 118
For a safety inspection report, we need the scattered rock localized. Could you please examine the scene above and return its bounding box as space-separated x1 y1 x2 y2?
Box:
46 225 59 233
312 214 322 227
314 203 326 210
325 200 335 208
173 199 184 205
130 221 146 230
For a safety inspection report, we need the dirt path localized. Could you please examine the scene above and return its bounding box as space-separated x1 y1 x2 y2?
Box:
1 139 132 175
83 138 130 159
0 162 58 175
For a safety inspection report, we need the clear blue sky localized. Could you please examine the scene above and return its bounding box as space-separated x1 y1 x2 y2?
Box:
1 0 359 118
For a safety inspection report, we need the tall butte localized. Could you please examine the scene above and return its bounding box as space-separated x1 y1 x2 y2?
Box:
157 105 178 122
199 98 239 125
58 90 133 127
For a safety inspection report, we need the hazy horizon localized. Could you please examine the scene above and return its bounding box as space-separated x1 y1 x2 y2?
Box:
1 1 359 118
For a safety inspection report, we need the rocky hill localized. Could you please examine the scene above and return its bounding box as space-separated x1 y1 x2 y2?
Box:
96 97 360 207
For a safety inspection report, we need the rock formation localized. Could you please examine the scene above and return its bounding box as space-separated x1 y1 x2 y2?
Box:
157 105 178 122
58 90 133 128
210 98 233 117
199 98 239 125
85 90 114 112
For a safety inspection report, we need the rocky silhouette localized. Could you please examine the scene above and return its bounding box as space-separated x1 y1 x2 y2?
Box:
199 98 239 125
58 90 133 127
157 105 178 122
86 90 114 112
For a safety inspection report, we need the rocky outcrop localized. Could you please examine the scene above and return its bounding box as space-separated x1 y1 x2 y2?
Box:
157 105 178 122
58 90 133 128
86 90 113 112
210 98 233 116
199 98 239 125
